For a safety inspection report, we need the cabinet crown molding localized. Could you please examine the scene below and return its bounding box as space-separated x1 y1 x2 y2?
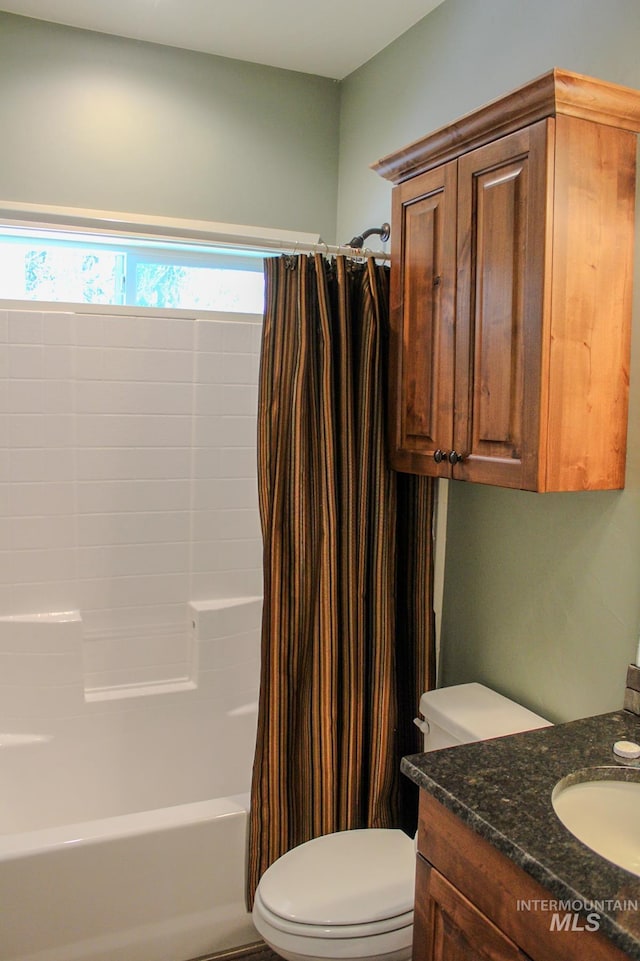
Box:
372 67 640 184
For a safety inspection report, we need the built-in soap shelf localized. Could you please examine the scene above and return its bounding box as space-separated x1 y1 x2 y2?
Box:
83 615 196 702
0 597 262 717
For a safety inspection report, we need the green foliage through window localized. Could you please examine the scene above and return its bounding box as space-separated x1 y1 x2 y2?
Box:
0 227 265 313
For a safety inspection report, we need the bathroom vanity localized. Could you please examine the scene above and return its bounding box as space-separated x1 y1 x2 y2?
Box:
403 711 640 961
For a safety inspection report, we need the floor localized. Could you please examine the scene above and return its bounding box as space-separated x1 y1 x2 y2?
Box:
193 941 279 961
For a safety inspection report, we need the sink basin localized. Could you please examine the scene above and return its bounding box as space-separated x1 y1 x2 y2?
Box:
552 767 640 876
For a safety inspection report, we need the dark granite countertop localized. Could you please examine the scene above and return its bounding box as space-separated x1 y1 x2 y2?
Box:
402 710 640 959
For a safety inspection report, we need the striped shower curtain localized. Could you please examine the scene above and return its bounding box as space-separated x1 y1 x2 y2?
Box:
247 253 435 904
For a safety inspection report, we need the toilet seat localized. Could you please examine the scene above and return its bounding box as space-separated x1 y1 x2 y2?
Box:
254 888 414 939
253 892 413 961
257 828 415 927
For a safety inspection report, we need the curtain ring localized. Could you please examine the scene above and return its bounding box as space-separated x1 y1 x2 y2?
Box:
284 242 300 270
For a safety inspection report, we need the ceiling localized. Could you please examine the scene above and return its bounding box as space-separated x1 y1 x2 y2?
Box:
0 0 445 79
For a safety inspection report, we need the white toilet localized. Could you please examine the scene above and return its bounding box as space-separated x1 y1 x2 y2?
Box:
252 682 550 961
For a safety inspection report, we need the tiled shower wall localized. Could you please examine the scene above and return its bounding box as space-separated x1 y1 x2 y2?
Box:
0 307 262 693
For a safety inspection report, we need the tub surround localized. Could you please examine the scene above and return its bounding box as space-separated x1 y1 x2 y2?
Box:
402 711 640 959
0 307 262 689
0 598 261 829
0 596 261 961
0 597 261 711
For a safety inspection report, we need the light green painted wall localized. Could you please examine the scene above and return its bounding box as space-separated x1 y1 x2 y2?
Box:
337 0 640 722
0 13 340 241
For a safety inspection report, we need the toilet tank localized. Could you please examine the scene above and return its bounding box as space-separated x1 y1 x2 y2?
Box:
417 682 551 751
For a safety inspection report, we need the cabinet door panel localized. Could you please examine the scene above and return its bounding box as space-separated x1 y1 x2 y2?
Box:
389 162 457 475
454 123 549 488
474 161 525 444
414 856 529 961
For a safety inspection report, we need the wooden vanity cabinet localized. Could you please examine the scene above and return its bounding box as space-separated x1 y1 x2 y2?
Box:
415 857 529 961
414 791 630 961
374 69 640 491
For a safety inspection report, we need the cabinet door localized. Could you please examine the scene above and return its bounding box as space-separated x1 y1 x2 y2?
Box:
388 161 457 475
414 856 530 961
453 122 550 489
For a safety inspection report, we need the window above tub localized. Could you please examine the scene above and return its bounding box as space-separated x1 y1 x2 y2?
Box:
0 202 321 315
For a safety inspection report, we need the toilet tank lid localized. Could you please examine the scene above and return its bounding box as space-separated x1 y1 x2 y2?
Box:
258 829 415 926
419 682 551 745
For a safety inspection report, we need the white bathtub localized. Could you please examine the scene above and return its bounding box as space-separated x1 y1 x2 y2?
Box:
0 599 262 961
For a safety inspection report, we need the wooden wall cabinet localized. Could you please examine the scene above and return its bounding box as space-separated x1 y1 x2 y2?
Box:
373 69 640 491
414 792 629 961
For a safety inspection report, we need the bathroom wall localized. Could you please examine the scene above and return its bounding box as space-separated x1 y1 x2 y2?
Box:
4 1 640 728
0 306 262 701
0 12 341 242
336 0 640 722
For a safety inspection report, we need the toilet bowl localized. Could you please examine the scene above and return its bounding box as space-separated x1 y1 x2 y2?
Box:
252 828 415 961
253 683 551 961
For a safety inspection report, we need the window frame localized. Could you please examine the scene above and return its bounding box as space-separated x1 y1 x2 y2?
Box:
0 201 320 318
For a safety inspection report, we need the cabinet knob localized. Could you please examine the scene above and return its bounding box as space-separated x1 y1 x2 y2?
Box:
433 449 446 463
448 450 463 465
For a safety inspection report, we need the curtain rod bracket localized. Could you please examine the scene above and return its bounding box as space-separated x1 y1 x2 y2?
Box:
347 222 390 249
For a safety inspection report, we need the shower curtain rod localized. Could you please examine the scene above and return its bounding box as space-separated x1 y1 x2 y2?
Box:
258 224 391 260
305 222 392 260
279 238 390 261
